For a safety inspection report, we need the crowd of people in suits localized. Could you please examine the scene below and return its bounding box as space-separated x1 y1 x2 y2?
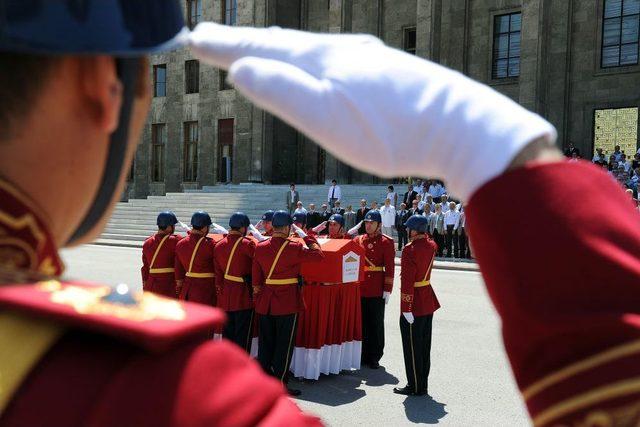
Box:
285 179 472 259
590 145 640 203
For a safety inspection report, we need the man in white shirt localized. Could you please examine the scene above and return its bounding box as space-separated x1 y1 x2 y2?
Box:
293 201 307 215
592 148 605 164
619 153 631 172
415 194 426 211
425 194 435 213
413 179 423 195
328 179 342 208
613 145 623 162
440 194 450 212
379 198 396 237
444 202 460 258
428 181 445 202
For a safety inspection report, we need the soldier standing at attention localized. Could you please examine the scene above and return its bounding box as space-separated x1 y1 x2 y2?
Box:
356 210 396 369
214 212 256 352
175 211 217 306
252 211 324 396
141 211 182 298
394 216 440 396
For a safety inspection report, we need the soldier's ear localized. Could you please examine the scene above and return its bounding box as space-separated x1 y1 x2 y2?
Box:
77 56 123 134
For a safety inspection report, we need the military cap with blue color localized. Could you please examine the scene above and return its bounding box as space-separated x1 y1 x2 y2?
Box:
191 211 212 229
364 210 382 223
229 212 250 229
292 212 307 225
271 210 293 227
404 215 430 233
156 211 178 228
329 214 344 227
262 210 275 222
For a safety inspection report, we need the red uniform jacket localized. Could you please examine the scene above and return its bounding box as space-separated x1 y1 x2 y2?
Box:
214 232 256 311
141 233 182 298
400 236 440 316
0 178 321 427
356 233 395 298
467 161 640 426
175 232 216 307
252 234 324 315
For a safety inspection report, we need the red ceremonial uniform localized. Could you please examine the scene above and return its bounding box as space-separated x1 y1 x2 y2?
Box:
252 234 324 315
0 179 321 427
141 233 182 298
356 233 395 297
467 161 640 426
175 232 216 306
214 231 256 311
400 236 440 316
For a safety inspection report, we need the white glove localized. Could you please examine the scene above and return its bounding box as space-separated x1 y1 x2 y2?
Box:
189 24 556 201
177 220 192 231
291 224 307 238
312 221 327 233
402 312 415 324
383 291 391 305
255 219 264 231
248 224 268 242
211 222 228 234
347 221 362 236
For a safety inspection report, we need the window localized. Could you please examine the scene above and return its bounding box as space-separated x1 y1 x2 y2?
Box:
151 124 166 182
492 12 521 79
153 64 166 97
186 0 202 29
223 0 237 26
602 0 639 67
403 27 417 54
219 69 232 90
594 107 639 156
185 60 199 94
218 119 234 182
184 122 199 182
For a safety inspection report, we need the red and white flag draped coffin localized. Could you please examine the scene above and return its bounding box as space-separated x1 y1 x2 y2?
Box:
300 238 365 283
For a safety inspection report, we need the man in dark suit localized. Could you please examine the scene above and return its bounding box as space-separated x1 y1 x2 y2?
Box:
355 199 370 235
286 183 300 214
395 203 411 250
319 203 332 235
409 199 423 216
332 200 346 215
306 203 322 230
403 184 418 208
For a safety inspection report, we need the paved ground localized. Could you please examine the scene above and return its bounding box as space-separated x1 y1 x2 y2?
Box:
60 245 529 427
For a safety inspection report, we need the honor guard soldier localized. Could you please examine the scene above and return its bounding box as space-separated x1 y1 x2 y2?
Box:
141 211 182 298
357 210 396 368
175 211 217 305
252 211 324 396
0 2 320 426
327 214 347 239
394 216 440 396
214 212 256 352
291 211 308 234
260 210 275 237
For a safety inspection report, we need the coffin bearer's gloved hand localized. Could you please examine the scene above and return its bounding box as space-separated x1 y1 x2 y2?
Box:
292 224 307 238
347 221 362 237
312 221 327 234
383 291 391 305
249 224 268 242
189 23 557 201
402 312 414 324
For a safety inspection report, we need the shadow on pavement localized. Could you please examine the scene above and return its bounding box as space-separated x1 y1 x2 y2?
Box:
361 365 400 387
403 395 447 424
294 371 366 406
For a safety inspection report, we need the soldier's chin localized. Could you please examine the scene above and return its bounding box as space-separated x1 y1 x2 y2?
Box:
64 214 110 247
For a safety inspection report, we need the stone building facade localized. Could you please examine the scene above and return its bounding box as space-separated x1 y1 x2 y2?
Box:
127 0 640 198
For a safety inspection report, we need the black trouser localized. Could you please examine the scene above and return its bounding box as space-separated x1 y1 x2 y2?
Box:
258 313 298 384
445 225 458 257
397 227 408 250
457 227 469 259
361 297 386 364
433 230 444 256
223 309 254 353
400 314 433 394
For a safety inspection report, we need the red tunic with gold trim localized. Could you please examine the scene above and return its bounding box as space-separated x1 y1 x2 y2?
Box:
252 235 324 315
214 232 256 311
0 179 322 427
175 232 216 306
356 233 395 298
141 233 182 298
400 236 440 317
467 161 640 427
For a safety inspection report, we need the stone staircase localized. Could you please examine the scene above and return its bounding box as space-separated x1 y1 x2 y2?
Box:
97 184 392 247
